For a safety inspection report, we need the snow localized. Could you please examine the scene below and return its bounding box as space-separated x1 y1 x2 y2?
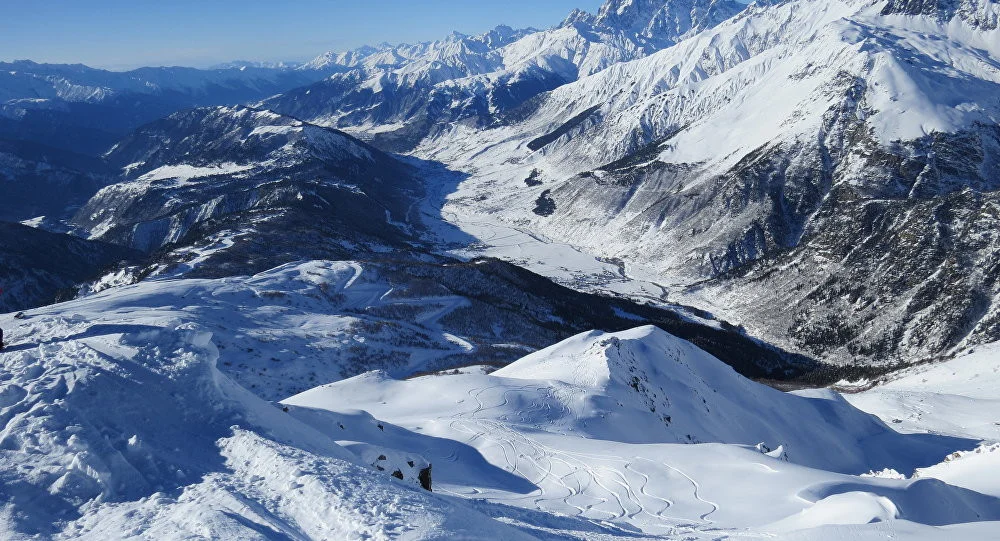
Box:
916 443 1000 498
283 325 1000 538
2 259 999 538
5 0 1000 537
846 342 1000 441
843 343 1000 507
137 163 256 183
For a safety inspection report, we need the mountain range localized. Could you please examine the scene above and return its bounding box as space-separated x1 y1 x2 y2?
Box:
2 0 1000 538
416 0 1000 366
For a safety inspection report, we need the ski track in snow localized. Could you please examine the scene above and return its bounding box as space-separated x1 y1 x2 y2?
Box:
282 326 1000 539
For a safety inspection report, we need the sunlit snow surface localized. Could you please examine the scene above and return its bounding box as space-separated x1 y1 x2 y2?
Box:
2 266 999 539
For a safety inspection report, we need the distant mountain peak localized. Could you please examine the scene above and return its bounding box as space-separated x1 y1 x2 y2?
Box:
881 0 1000 27
594 0 746 42
561 7 598 26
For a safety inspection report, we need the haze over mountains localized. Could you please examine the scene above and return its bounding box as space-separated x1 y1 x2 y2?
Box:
1 0 999 538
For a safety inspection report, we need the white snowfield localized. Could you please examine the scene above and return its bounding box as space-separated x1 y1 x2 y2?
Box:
846 342 1000 503
2 265 999 539
136 163 257 184
0 264 537 540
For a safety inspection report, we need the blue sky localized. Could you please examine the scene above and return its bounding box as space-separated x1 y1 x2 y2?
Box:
0 0 605 70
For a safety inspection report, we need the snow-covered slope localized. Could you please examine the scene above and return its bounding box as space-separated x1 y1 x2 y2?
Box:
0 264 859 540
262 0 744 150
418 0 1000 366
847 341 1000 443
846 341 1000 506
284 326 1000 537
0 284 536 540
3 258 998 538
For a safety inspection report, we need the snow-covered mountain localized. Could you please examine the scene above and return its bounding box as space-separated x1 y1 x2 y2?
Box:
261 0 744 150
73 105 419 255
419 0 1000 366
0 60 337 155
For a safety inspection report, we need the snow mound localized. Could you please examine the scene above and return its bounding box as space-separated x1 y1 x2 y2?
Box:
768 491 901 531
284 325 1000 537
294 326 973 474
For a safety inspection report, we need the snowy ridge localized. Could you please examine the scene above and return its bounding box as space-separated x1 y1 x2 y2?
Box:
285 326 1000 537
2 258 999 538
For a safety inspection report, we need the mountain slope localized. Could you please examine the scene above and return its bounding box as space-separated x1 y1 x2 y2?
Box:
0 222 138 312
74 105 420 256
0 138 114 224
422 0 1000 366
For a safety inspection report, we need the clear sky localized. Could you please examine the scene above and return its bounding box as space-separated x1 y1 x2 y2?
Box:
0 0 606 70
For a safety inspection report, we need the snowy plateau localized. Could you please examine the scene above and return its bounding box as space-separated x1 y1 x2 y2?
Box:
2 0 1000 539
